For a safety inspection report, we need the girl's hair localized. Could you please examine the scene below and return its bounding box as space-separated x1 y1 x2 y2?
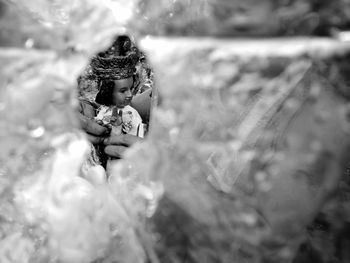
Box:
95 76 136 106
95 80 115 106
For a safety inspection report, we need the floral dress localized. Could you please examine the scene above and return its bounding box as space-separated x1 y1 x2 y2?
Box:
95 105 144 138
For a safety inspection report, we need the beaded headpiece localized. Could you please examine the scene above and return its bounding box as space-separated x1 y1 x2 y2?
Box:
91 35 139 80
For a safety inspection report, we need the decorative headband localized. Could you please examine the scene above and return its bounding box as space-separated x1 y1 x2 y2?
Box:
91 51 139 80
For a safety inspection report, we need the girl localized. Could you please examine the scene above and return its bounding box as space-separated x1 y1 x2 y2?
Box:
94 76 144 138
91 35 145 139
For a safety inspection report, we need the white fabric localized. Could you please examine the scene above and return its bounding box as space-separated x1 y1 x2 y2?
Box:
95 105 144 138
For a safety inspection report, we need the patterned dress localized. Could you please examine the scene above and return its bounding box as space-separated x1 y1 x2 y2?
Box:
95 105 144 138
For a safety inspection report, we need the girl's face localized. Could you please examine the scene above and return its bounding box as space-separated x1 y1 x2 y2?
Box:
112 77 133 108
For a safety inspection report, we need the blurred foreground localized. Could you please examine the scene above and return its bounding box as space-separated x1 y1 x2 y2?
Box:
1 1 350 263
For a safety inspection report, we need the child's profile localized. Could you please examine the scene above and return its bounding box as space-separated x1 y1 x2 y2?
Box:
91 36 145 139
94 77 144 138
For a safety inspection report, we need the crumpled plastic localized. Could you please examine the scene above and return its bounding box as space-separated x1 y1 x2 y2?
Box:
0 0 162 262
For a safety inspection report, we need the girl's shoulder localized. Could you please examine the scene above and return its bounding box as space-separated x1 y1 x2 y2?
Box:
123 105 141 117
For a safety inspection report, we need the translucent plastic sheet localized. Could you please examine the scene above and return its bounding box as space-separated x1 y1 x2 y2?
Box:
0 1 161 262
1 1 350 263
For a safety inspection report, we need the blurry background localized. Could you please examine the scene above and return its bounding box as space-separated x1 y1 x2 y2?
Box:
1 1 350 263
